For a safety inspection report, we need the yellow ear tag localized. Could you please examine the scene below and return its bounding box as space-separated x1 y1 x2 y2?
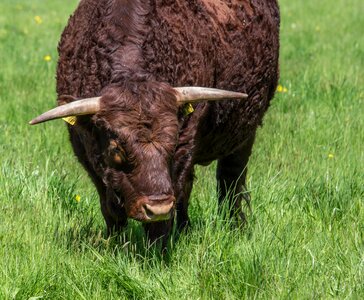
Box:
183 103 194 116
62 116 77 126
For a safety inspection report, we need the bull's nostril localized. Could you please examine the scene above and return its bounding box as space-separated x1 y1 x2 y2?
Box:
143 204 155 219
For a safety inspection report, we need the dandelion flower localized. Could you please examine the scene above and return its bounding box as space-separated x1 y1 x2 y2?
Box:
277 84 288 93
75 195 81 202
44 55 51 62
328 153 334 159
34 16 42 24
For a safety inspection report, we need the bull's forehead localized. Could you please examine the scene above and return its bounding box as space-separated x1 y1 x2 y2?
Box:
113 125 153 145
96 119 176 159
100 102 175 125
94 99 179 157
110 115 175 138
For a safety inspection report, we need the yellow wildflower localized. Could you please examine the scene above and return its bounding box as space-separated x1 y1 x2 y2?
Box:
75 195 81 202
315 26 320 32
277 85 288 93
44 55 51 62
328 153 334 159
34 16 42 24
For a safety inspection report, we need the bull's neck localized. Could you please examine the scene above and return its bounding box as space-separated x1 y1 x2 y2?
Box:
106 0 152 83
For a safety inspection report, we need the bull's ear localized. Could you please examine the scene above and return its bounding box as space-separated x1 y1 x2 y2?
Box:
29 97 101 125
173 87 248 106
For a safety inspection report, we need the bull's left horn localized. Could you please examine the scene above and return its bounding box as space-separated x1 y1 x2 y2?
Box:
173 87 248 105
29 97 101 125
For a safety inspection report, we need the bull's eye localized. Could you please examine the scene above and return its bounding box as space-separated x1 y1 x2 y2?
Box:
107 140 126 167
112 148 125 165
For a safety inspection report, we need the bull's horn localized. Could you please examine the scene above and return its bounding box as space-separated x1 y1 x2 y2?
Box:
174 87 248 105
29 87 247 125
29 97 101 125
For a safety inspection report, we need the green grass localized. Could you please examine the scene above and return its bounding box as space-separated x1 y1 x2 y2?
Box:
0 0 363 298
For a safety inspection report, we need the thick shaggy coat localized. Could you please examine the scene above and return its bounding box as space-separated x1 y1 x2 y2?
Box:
54 0 280 242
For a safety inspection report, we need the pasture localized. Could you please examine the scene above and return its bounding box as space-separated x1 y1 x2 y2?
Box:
0 0 363 298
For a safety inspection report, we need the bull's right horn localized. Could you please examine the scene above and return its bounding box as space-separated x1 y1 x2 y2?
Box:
29 97 101 125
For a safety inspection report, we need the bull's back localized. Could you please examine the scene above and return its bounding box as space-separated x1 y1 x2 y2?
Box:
147 0 279 85
146 0 280 161
57 0 279 96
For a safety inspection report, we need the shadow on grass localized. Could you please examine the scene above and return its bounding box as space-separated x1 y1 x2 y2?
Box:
50 199 257 261
47 170 257 268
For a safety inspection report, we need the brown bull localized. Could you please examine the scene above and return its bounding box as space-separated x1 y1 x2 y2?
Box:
30 0 280 244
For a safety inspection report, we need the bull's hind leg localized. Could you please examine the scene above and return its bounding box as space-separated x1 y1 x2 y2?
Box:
216 134 255 224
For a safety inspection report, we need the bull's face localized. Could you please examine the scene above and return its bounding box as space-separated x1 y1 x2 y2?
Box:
29 84 247 223
93 86 179 222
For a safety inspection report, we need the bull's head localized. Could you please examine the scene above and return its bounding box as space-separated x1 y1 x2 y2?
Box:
30 85 247 223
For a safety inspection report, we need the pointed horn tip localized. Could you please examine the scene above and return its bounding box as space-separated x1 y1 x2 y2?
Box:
29 118 41 125
238 93 248 98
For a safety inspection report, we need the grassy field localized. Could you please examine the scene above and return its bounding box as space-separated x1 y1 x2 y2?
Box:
0 0 363 298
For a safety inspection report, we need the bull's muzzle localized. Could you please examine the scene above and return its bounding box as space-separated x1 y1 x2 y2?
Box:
143 202 174 222
132 195 175 222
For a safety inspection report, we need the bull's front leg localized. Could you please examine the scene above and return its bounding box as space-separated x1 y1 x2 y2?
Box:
84 165 128 235
216 134 255 224
173 145 195 232
69 129 128 235
143 219 174 247
174 168 194 232
103 188 128 234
